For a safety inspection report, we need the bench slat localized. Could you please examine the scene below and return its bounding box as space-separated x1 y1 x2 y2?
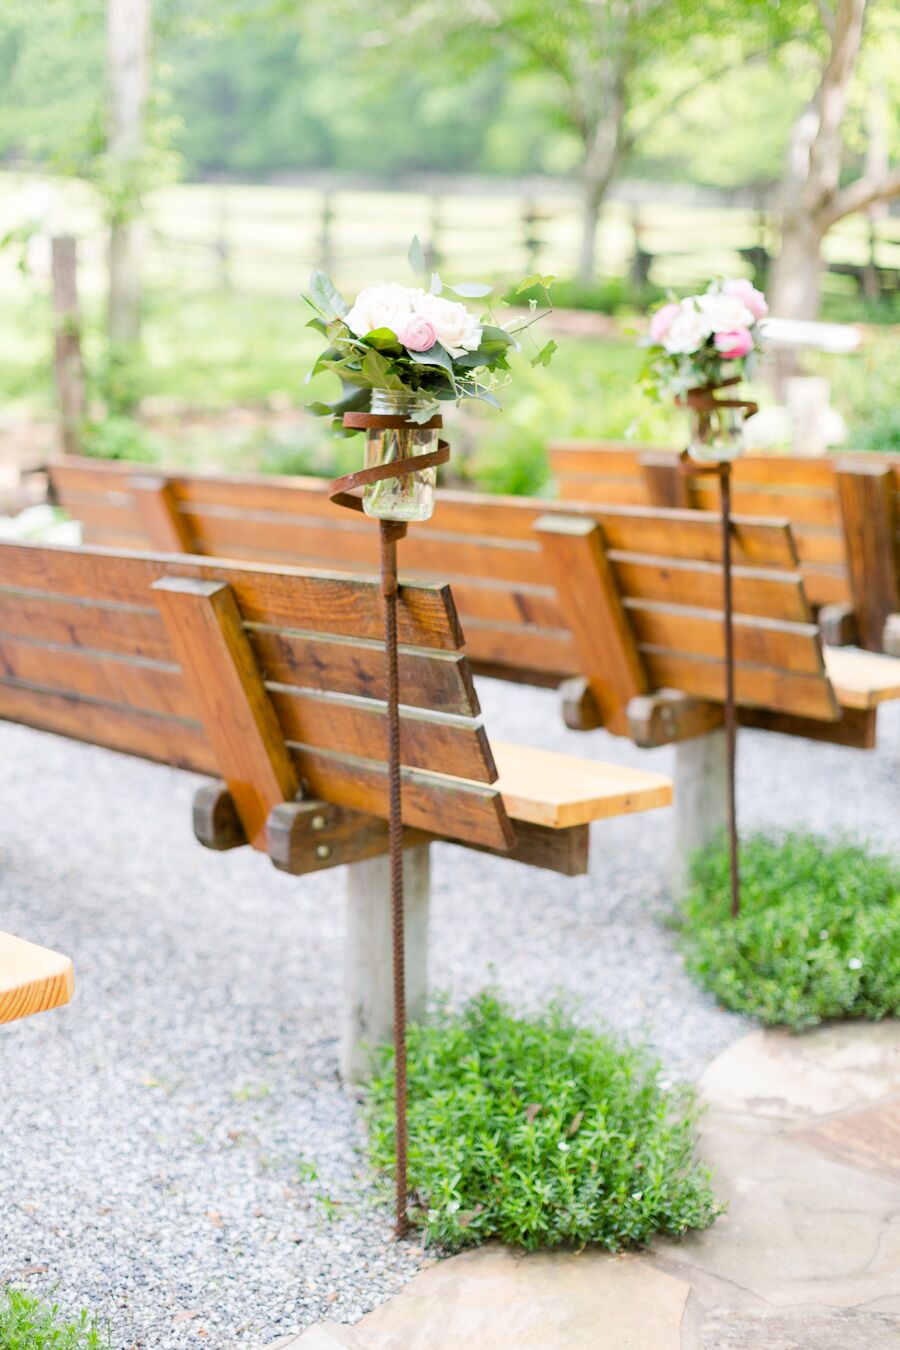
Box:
0 932 74 1024
489 741 672 827
824 648 900 709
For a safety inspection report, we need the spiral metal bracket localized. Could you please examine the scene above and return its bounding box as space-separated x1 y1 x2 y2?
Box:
330 412 450 1237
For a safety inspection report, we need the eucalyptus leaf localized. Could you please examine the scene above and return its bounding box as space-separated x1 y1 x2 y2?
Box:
430 271 443 295
407 342 455 375
306 316 328 335
448 281 493 299
408 235 427 281
309 270 349 320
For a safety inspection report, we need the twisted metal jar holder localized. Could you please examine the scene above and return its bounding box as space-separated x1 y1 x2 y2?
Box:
331 412 450 1236
676 381 759 920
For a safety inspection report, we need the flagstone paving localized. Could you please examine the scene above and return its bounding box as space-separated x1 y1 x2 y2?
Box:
281 1020 900 1349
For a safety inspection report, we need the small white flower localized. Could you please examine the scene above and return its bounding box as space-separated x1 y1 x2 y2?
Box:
848 957 863 970
819 929 829 941
697 290 755 333
557 1141 570 1152
662 301 713 355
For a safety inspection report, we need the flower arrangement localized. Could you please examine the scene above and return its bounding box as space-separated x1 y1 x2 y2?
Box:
304 238 555 431
641 278 768 403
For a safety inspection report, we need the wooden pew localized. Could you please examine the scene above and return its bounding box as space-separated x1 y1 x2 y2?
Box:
548 441 900 655
1 931 73 1024
0 539 671 1075
47 456 899 750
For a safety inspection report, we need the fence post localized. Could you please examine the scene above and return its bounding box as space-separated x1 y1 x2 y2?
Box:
51 236 86 455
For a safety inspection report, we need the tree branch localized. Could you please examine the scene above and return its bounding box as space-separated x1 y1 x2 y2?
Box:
815 0 836 34
824 164 900 226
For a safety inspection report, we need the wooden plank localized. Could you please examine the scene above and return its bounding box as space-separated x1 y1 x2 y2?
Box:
488 741 672 827
0 543 465 651
0 589 172 662
50 455 134 494
249 627 480 716
193 782 247 851
590 509 798 570
627 605 825 674
552 477 652 507
549 443 654 476
800 565 851 607
0 932 74 1024
639 452 690 508
691 483 841 528
52 490 145 535
824 647 900 709
536 515 648 735
790 525 847 567
460 622 578 679
739 705 876 750
611 554 812 622
288 744 514 850
461 820 590 876
153 577 299 849
130 476 195 553
836 461 899 651
268 686 496 783
0 679 214 771
642 651 840 721
0 635 192 718
266 799 421 875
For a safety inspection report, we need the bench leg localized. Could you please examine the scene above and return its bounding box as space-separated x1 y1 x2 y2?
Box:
670 729 728 899
340 842 430 1083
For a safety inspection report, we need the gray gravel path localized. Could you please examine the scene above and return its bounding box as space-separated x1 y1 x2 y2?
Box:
1 682 898 1347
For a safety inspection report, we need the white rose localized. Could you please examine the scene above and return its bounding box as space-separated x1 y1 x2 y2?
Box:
413 293 482 358
697 291 755 332
663 302 713 355
345 284 422 339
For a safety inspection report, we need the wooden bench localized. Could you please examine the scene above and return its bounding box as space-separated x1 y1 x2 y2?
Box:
549 441 900 655
48 457 900 894
1 931 74 1024
0 539 670 1075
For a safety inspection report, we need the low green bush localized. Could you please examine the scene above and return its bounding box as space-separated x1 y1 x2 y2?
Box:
365 991 718 1251
0 1289 107 1350
680 832 900 1030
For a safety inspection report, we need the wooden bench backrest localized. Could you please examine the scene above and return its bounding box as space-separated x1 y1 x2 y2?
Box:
49 458 837 732
0 541 512 849
549 441 900 649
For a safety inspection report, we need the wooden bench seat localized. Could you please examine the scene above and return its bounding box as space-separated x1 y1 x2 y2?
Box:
48 456 900 752
0 538 673 1073
824 647 900 709
548 441 900 655
0 931 74 1024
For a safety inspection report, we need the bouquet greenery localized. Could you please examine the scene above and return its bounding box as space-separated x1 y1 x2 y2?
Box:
640 278 768 403
305 238 554 430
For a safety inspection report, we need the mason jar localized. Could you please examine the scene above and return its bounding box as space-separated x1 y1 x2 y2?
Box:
363 390 439 522
686 402 745 462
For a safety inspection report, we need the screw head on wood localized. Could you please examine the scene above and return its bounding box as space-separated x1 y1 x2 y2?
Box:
312 814 327 830
315 844 331 860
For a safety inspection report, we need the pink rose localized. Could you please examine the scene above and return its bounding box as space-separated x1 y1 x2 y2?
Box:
649 302 680 343
714 327 754 359
396 314 437 352
722 278 768 321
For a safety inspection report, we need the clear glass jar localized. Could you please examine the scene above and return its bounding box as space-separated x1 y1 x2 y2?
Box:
363 390 439 522
687 403 745 462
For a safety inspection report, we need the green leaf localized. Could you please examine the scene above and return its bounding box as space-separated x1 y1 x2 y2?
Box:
478 324 515 346
430 272 443 295
363 327 403 352
361 347 406 391
449 281 493 299
306 316 329 335
309 271 349 321
305 401 334 417
408 235 428 282
516 273 556 295
530 339 558 369
407 342 456 379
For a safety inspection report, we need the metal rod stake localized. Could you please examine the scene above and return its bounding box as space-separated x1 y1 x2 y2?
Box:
720 465 741 918
380 520 409 1237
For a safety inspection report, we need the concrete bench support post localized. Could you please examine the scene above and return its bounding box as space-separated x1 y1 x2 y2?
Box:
670 729 728 898
340 843 431 1083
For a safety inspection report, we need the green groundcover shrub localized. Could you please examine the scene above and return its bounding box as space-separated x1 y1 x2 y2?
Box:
681 832 900 1030
0 1289 107 1350
365 992 718 1251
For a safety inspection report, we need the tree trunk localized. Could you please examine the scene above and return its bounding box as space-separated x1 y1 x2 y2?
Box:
770 213 826 321
577 177 606 288
107 0 150 346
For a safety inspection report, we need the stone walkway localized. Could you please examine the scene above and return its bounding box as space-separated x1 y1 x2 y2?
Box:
280 1020 900 1349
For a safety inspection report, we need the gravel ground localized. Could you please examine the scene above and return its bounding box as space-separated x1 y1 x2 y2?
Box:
1 682 898 1347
